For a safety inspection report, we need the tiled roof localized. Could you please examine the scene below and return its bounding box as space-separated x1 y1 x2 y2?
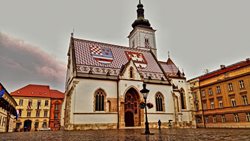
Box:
11 84 64 98
159 58 179 77
73 38 166 80
199 58 250 80
50 90 64 99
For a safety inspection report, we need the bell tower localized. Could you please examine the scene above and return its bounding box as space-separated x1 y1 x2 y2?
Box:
128 0 157 57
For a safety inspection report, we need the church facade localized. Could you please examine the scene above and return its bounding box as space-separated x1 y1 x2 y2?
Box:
62 1 195 130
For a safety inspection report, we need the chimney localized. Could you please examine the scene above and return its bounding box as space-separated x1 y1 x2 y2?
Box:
220 65 226 69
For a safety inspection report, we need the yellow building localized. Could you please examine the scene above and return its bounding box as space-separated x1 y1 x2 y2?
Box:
189 58 250 128
0 83 18 132
11 85 51 131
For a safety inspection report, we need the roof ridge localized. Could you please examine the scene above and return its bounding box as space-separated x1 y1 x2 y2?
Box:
73 37 151 52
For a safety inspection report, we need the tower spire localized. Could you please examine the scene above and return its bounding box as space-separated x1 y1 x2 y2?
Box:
132 0 151 29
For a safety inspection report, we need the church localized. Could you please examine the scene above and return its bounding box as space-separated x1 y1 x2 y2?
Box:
61 1 195 130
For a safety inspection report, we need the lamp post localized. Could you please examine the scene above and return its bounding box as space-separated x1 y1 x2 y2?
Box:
140 83 150 134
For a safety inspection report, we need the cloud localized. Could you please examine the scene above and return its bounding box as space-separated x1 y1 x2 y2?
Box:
0 32 66 91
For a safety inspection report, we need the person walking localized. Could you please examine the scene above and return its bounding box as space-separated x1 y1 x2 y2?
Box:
158 119 161 130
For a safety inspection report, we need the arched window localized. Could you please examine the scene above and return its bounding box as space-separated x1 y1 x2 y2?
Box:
107 100 111 112
155 93 164 111
180 89 186 109
94 89 106 111
129 67 134 78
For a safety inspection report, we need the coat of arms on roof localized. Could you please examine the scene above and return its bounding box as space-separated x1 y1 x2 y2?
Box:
89 45 113 64
125 51 147 68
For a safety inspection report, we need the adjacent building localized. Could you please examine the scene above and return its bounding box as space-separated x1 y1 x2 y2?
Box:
189 58 250 128
0 83 18 132
61 1 195 130
11 84 64 131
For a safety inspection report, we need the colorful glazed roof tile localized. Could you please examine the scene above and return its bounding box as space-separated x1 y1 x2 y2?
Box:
11 84 64 98
159 58 180 77
72 38 166 80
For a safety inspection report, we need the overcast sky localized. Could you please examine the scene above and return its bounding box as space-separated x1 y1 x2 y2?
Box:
0 0 249 92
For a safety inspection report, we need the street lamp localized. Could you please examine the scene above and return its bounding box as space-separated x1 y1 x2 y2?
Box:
140 83 150 134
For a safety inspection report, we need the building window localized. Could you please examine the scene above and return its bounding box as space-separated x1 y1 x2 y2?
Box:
144 38 149 48
242 95 248 105
221 115 226 123
132 40 135 48
216 86 221 94
155 93 164 111
36 110 40 117
201 90 206 97
210 100 214 109
55 102 59 111
234 113 240 122
180 89 186 109
205 116 208 123
54 113 58 119
231 98 237 107
129 67 134 79
228 83 233 91
239 80 245 89
213 115 217 123
19 109 22 117
27 110 31 117
94 89 106 111
19 99 23 106
37 100 41 109
45 100 49 106
107 100 111 112
202 101 207 110
218 100 223 108
246 113 250 122
42 121 47 128
44 110 48 117
35 121 39 129
27 99 32 109
208 88 213 96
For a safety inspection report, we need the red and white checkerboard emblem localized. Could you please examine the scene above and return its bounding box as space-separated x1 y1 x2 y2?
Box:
90 45 113 64
125 51 147 68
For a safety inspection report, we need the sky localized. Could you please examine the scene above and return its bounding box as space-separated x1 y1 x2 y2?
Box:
0 0 249 92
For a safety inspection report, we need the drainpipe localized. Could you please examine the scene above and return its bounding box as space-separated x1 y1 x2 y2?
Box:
117 79 120 129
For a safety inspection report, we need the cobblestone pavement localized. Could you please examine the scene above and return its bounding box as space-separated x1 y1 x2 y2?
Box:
1 128 250 141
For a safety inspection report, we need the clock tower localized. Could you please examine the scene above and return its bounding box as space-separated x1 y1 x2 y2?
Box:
128 0 157 57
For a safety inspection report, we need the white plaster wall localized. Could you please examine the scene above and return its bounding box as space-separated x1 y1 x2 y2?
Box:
74 114 117 124
119 81 174 114
119 80 143 98
129 28 156 50
172 79 190 110
145 83 174 114
73 78 117 113
172 78 193 122
148 114 174 123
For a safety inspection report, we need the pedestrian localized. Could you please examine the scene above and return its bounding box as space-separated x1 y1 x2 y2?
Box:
158 119 161 130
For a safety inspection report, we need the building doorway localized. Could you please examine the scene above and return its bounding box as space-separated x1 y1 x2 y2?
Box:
124 88 140 127
24 120 32 131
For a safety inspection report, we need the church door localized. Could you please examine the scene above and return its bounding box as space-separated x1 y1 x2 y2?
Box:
124 88 140 127
125 111 134 126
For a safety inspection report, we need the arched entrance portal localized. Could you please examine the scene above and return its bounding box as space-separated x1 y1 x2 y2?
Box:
124 88 141 127
24 120 32 131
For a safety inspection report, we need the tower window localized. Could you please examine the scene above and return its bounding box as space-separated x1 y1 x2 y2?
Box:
144 38 149 48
